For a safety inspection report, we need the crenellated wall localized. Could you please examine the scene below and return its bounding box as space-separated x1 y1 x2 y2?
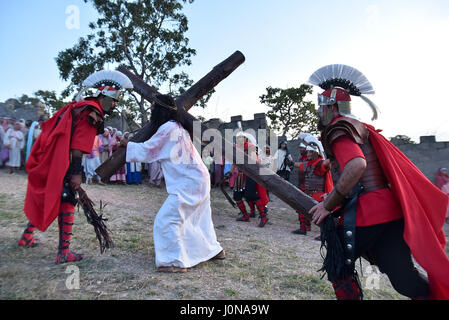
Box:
206 112 447 188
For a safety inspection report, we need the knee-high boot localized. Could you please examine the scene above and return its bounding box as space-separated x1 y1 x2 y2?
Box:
256 203 268 228
292 212 308 235
55 203 83 264
331 275 363 300
247 201 256 218
236 201 250 222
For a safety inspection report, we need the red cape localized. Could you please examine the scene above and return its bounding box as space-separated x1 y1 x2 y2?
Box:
324 170 333 195
365 124 449 299
24 100 103 232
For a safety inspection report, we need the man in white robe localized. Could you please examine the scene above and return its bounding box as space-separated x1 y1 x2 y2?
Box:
123 94 224 273
4 122 25 173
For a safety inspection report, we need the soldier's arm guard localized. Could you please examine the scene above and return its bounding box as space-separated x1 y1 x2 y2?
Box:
68 155 83 175
62 154 83 205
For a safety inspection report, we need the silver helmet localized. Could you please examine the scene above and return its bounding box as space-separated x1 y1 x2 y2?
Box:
76 70 133 102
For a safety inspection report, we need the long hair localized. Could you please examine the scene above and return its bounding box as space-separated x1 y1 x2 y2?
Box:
147 94 193 140
278 140 290 156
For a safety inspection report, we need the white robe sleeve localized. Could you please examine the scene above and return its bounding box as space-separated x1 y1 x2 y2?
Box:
18 132 25 149
126 121 179 164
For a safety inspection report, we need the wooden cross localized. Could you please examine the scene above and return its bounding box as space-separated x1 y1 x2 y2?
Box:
95 51 318 220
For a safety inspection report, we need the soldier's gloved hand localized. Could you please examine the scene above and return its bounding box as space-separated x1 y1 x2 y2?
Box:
69 174 82 191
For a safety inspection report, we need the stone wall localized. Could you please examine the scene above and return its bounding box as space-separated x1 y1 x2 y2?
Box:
393 136 449 183
207 112 448 188
285 135 449 187
204 112 268 137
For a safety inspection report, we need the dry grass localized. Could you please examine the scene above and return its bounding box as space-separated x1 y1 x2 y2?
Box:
0 169 446 300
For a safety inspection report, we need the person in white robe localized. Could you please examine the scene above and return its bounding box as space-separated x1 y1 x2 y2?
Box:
4 122 25 173
273 140 293 181
124 94 224 272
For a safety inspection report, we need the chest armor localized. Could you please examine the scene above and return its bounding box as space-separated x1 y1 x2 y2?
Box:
304 162 325 195
359 140 389 193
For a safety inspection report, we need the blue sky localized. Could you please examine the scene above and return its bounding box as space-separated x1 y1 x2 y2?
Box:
1 0 449 141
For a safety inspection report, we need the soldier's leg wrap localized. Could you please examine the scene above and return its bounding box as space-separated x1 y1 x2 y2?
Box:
248 201 256 218
256 201 268 228
236 201 250 222
56 202 84 264
18 222 39 247
332 274 363 300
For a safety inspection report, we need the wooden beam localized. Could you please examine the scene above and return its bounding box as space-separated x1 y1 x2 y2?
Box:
101 68 318 220
96 51 245 179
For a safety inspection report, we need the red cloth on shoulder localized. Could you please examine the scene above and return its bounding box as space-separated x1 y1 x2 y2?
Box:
331 136 365 170
70 109 99 154
24 99 103 232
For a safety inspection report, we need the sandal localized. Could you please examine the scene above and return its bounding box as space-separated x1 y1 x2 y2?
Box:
210 249 226 260
55 251 84 264
156 266 187 273
18 235 40 248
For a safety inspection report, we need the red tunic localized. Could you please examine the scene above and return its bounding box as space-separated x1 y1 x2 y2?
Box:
24 99 103 232
331 136 403 227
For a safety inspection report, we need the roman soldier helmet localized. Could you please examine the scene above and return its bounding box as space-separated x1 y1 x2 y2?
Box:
235 121 258 146
75 70 133 102
308 64 379 121
299 132 325 158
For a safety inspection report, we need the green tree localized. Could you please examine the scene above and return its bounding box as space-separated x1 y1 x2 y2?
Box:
259 84 318 139
55 0 210 126
389 134 417 145
16 94 40 107
34 90 67 116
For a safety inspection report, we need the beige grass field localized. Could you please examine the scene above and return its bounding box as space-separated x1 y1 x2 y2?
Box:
1 169 446 300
